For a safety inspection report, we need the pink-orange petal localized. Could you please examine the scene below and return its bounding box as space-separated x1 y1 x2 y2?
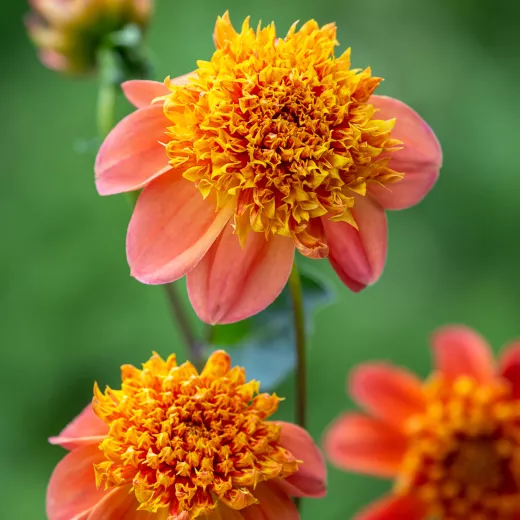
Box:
87 486 168 520
431 325 495 383
274 421 326 498
354 494 427 520
368 95 442 210
121 80 170 108
127 170 233 285
46 444 106 520
498 341 520 398
323 194 387 292
49 404 108 450
349 363 426 430
95 105 170 196
208 502 244 520
186 223 294 324
323 413 407 478
242 481 298 520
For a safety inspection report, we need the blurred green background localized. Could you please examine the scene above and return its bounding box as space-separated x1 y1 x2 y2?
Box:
2 0 520 518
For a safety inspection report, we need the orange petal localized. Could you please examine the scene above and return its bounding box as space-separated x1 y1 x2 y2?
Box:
273 421 326 498
368 95 442 210
498 341 520 398
349 363 426 430
323 413 407 477
213 11 238 49
431 325 495 383
242 481 298 520
322 194 387 292
95 105 170 195
354 494 427 520
121 80 170 108
49 404 108 450
208 502 244 519
293 218 329 259
186 224 294 324
46 444 106 520
127 171 233 285
87 486 168 519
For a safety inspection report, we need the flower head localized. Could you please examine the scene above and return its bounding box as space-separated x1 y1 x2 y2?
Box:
26 0 152 74
324 326 520 519
95 12 442 324
47 351 326 519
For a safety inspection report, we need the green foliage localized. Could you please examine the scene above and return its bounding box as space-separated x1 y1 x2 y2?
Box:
209 268 334 390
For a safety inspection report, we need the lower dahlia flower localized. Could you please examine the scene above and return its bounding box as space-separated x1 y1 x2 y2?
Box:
95 12 442 324
47 351 326 519
324 326 520 519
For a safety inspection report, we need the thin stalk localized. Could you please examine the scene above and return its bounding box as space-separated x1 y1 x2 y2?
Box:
287 261 307 512
288 261 307 429
163 283 204 369
96 48 202 367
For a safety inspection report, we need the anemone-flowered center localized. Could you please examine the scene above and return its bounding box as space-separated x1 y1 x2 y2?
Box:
397 375 520 519
162 17 403 247
92 352 299 519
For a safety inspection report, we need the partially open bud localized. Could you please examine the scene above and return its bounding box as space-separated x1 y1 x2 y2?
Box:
25 0 152 75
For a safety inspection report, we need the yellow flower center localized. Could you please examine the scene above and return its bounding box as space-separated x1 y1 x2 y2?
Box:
397 375 520 519
92 351 298 518
161 14 403 250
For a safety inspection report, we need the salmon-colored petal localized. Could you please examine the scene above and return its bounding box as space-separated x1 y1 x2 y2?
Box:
49 404 108 450
273 421 326 498
368 95 442 210
122 80 170 108
95 105 170 195
242 481 298 520
354 494 427 520
46 444 106 520
323 413 407 477
431 325 495 383
498 341 520 398
186 224 294 324
87 486 169 519
323 195 387 292
349 363 426 430
127 171 233 285
214 12 238 49
207 502 243 520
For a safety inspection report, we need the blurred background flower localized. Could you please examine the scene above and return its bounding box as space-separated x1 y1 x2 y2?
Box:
3 0 520 518
324 326 520 519
26 0 152 74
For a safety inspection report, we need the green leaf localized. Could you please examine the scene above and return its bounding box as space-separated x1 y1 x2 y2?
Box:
208 265 335 390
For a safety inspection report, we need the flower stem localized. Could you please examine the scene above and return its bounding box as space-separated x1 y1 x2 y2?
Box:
96 47 118 138
288 261 307 429
96 47 202 368
163 283 204 369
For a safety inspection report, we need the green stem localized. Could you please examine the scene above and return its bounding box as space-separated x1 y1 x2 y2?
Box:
96 47 202 367
96 47 118 138
288 261 307 429
288 261 307 512
163 283 204 369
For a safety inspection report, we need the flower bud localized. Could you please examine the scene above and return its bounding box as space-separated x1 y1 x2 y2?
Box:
25 0 153 75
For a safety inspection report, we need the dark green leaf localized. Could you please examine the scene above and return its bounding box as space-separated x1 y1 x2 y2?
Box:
208 265 335 390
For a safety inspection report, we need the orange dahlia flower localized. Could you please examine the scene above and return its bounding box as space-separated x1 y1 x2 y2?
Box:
324 326 520 519
47 351 326 519
26 0 152 74
95 12 442 324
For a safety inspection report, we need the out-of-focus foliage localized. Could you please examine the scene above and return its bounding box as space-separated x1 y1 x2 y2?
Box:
2 0 520 518
211 269 334 390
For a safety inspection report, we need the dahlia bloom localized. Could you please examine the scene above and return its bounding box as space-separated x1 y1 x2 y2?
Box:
95 12 442 324
47 351 326 519
26 0 152 74
324 326 520 519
